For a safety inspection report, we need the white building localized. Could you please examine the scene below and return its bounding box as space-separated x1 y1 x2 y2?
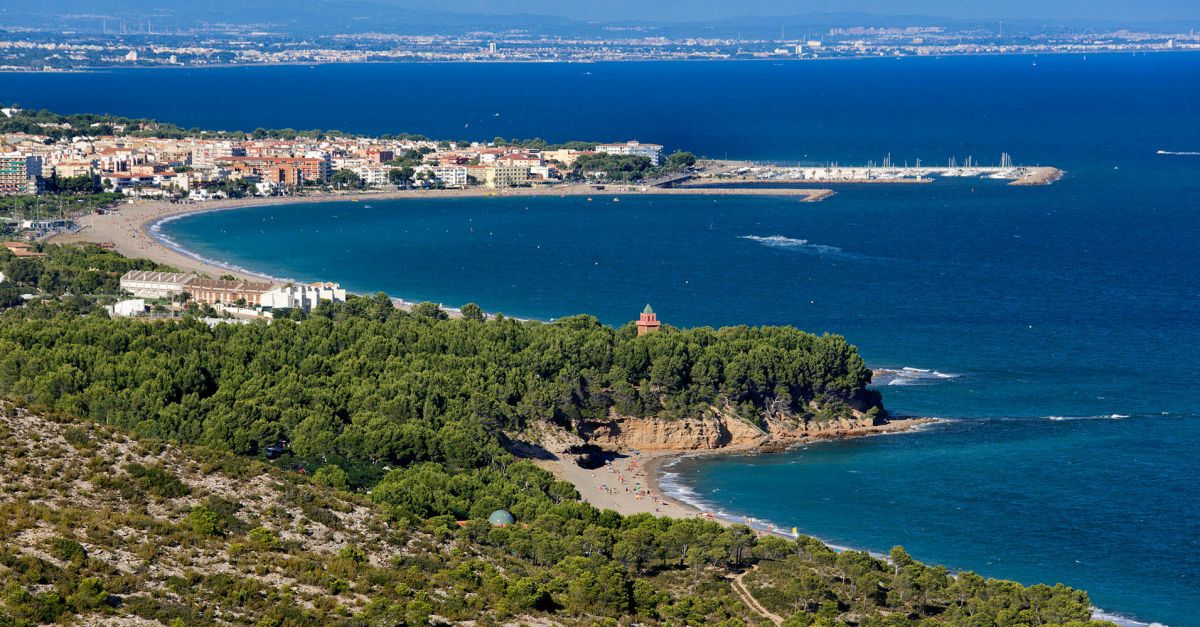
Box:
433 165 469 187
352 165 391 187
596 141 663 166
110 299 147 317
260 282 346 311
119 270 193 299
484 163 529 189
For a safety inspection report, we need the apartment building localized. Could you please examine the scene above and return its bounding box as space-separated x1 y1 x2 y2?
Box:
0 154 42 195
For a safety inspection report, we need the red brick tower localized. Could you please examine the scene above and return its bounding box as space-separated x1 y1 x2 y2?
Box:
636 304 661 336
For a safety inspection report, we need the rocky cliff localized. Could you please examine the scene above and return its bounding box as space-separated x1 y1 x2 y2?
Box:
577 406 929 453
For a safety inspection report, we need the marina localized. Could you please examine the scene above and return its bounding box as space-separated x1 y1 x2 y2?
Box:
694 154 1062 186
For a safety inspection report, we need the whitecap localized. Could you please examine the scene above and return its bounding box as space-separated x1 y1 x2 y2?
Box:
1045 414 1131 422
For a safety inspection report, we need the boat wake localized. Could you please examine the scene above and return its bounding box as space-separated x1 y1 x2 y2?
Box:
1156 149 1200 156
740 235 856 258
873 367 960 386
1045 414 1131 421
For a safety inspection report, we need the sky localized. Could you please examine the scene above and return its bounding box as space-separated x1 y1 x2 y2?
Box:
367 0 1200 23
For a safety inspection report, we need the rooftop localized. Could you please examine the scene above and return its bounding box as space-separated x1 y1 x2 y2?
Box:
120 270 194 285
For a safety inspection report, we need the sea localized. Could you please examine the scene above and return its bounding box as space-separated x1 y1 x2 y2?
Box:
4 53 1198 624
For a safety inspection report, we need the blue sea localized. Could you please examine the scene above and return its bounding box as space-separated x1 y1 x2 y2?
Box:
6 54 1199 624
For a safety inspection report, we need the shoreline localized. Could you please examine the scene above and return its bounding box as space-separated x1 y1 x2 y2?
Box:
535 417 938 531
530 419 1155 627
49 184 833 286
45 191 1158 626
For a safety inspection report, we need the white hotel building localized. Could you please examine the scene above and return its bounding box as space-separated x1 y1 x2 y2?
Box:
596 140 664 166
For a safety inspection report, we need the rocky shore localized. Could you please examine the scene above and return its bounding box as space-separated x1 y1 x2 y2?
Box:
526 411 937 523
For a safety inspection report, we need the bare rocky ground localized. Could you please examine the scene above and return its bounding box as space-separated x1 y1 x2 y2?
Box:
0 401 453 625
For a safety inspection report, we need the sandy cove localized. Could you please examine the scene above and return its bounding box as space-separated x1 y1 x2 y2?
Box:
49 184 833 281
534 417 937 529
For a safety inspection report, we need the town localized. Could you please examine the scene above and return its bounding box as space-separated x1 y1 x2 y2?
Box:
0 107 697 234
0 108 675 202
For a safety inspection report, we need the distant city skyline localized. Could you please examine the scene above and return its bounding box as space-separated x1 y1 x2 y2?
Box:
348 0 1200 23
6 0 1200 26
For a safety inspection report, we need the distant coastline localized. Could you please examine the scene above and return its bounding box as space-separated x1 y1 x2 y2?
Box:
5 48 1199 74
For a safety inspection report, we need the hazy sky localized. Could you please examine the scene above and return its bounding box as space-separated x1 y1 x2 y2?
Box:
384 0 1200 23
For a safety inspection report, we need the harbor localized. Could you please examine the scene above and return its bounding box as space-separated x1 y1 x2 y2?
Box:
690 154 1063 186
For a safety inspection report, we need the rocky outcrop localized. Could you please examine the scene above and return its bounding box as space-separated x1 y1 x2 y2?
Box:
580 410 768 451
578 406 929 453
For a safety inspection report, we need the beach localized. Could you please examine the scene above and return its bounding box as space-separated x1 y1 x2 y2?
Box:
48 184 833 282
537 450 709 519
535 417 937 530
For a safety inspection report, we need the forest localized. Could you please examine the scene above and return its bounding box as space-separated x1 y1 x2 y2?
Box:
0 245 1111 625
0 404 1108 626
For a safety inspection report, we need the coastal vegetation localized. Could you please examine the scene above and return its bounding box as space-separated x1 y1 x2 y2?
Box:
0 281 878 495
0 245 1111 625
0 402 1110 626
573 150 697 182
0 243 170 300
0 108 361 143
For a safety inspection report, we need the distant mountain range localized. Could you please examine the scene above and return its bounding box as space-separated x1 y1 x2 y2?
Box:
2 0 1197 36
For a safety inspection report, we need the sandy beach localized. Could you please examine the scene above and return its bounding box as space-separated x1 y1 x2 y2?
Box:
536 417 937 531
537 450 710 519
49 184 833 282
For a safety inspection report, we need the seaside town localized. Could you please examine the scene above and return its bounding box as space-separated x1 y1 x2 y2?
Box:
0 108 693 322
0 108 672 204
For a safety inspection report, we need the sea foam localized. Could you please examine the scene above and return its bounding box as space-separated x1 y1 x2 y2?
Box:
873 367 960 386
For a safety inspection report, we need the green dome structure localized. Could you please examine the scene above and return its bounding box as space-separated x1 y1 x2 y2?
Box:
488 509 515 527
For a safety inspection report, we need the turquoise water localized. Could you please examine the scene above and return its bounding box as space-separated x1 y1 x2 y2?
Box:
8 53 1199 623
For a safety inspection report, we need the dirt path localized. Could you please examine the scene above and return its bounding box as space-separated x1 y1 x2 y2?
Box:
732 567 783 625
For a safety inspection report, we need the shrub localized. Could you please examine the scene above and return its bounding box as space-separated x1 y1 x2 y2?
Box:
312 464 349 490
247 527 281 550
186 505 223 536
62 427 91 449
70 577 108 611
338 545 367 564
126 463 190 499
47 537 87 563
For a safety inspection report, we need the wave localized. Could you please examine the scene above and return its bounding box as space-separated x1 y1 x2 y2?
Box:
740 234 856 258
873 367 960 386
1091 608 1165 627
1045 414 1131 422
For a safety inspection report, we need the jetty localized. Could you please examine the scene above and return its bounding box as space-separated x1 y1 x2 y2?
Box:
689 154 1063 187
